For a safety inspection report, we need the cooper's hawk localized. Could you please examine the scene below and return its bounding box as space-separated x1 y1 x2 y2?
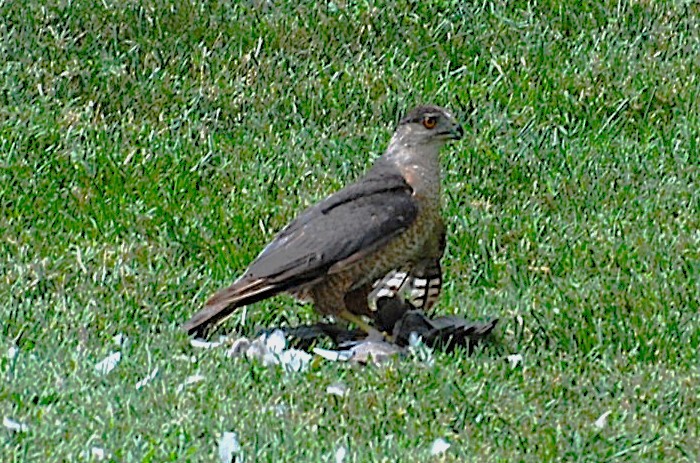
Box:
183 105 463 338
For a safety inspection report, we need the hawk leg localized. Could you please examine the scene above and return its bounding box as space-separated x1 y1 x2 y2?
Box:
312 280 387 340
338 309 387 341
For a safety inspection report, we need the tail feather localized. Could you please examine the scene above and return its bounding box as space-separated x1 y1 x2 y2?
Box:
182 277 282 337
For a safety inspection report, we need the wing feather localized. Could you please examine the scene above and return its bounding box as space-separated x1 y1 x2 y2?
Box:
244 170 418 284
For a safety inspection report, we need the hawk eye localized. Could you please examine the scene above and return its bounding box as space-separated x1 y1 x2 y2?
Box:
422 116 437 129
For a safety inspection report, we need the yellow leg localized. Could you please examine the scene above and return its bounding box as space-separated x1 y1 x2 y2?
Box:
338 309 393 342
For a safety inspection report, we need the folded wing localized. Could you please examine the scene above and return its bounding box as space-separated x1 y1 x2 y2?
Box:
182 170 419 336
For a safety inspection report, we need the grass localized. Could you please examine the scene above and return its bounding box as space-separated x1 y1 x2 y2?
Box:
1 0 699 461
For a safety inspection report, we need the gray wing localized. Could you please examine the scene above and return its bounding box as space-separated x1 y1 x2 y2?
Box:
244 171 418 287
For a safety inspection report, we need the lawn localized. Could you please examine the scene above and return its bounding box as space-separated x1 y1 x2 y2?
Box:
1 1 699 461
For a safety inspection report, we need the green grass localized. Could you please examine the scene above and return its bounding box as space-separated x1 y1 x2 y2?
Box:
2 0 699 461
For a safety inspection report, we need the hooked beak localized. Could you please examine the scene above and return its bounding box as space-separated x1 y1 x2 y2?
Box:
439 123 464 141
451 123 464 140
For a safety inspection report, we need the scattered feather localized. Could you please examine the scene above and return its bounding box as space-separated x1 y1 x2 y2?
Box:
173 353 198 363
408 333 434 366
408 332 423 347
176 374 205 393
594 410 612 429
264 329 286 354
226 338 252 357
135 367 159 390
278 348 312 373
507 354 523 369
7 345 18 360
334 445 347 463
225 331 310 372
266 403 288 417
190 338 225 349
112 333 126 347
261 351 279 367
316 341 402 364
429 437 450 455
95 351 121 375
3 416 29 433
326 382 349 397
218 431 242 463
345 341 402 364
313 347 354 362
90 447 109 460
223 330 406 368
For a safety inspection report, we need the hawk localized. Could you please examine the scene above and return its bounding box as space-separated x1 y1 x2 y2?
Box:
183 105 463 338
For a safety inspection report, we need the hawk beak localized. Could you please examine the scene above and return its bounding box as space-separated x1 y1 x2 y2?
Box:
436 123 464 141
445 123 463 140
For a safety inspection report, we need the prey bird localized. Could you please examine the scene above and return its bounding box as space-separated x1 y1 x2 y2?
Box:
183 105 463 339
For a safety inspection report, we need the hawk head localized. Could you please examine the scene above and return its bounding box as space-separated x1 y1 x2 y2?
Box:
396 105 464 145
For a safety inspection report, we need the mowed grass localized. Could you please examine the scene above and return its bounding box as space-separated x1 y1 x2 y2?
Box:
1 0 699 461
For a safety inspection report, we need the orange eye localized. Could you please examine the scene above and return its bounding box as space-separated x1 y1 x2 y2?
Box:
422 116 437 129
